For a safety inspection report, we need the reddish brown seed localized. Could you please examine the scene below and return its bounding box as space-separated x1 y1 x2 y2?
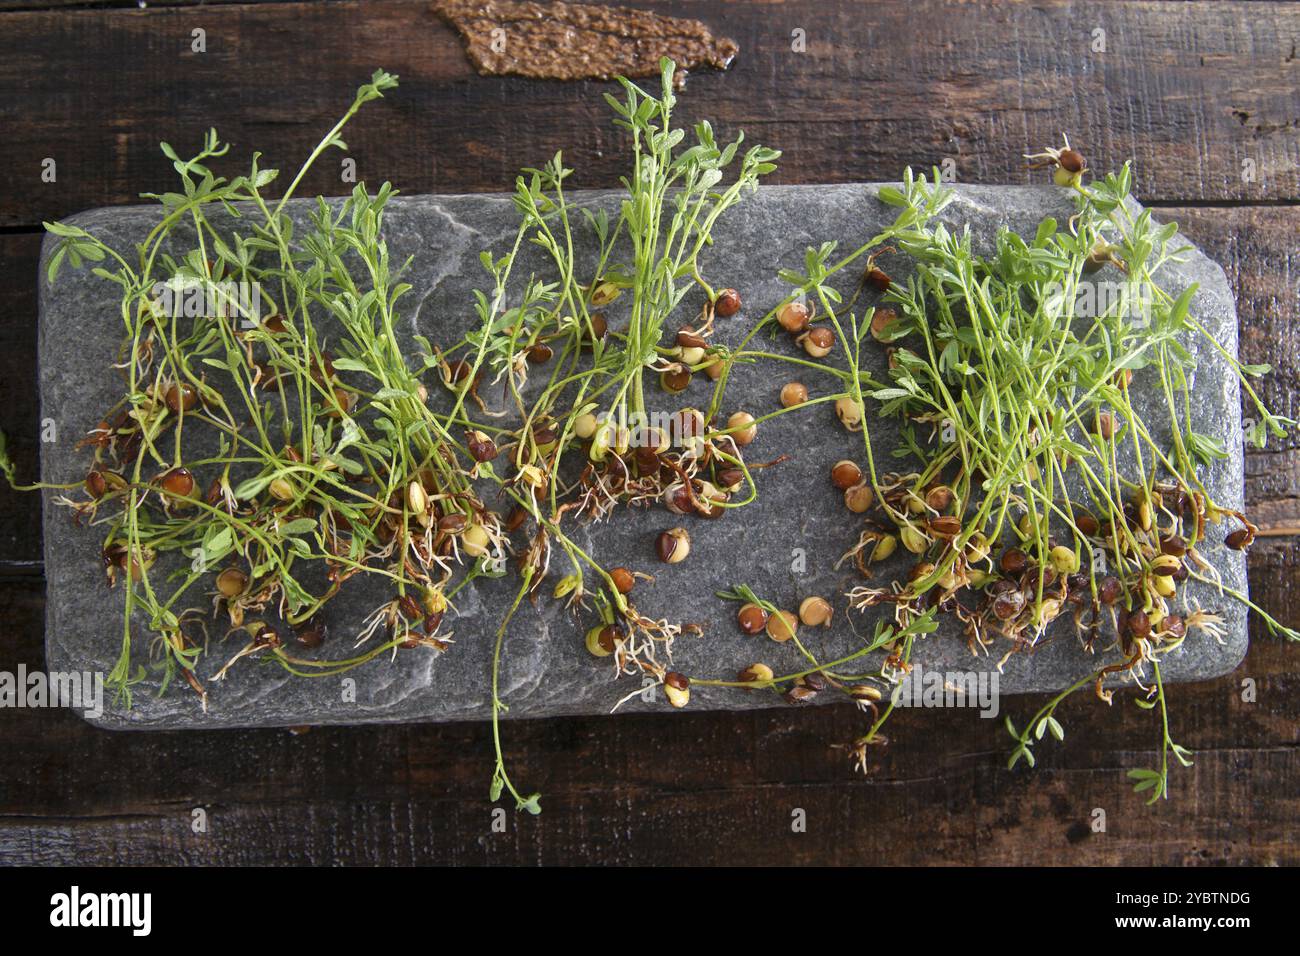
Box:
737 603 768 635
737 663 773 684
438 513 467 535
925 485 954 512
663 482 694 516
1127 609 1151 640
532 425 559 449
1224 528 1251 551
777 302 810 334
585 312 609 347
660 366 692 393
999 548 1028 575
927 515 962 538
595 625 619 654
466 430 498 462
865 266 891 293
526 343 553 364
255 363 282 392
164 382 198 413
294 617 328 649
671 408 706 446
330 387 355 417
802 670 828 692
424 610 445 635
715 467 746 492
780 382 809 408
1097 576 1122 605
311 351 337 386
692 484 726 520
1091 411 1118 440
505 505 529 533
1058 148 1086 174
1074 513 1100 537
261 313 286 334
991 589 1025 621
446 359 475 384
610 567 635 594
634 446 660 476
205 478 223 506
714 289 742 317
398 593 423 621
655 527 690 564
803 326 834 356
830 460 863 490
85 470 108 499
1162 614 1187 639
676 329 708 350
784 685 818 705
869 307 900 341
158 467 195 499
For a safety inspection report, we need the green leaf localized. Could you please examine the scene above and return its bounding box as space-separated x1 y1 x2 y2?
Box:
232 474 273 501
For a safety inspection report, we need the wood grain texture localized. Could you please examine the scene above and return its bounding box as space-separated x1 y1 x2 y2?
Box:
0 0 1297 228
0 0 1297 866
0 571 1296 866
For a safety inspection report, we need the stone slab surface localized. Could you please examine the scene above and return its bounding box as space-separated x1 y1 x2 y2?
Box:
37 183 1248 729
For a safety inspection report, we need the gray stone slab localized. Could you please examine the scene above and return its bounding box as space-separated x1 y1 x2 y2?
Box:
38 183 1248 729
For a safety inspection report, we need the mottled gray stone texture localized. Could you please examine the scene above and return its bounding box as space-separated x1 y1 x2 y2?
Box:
38 184 1248 729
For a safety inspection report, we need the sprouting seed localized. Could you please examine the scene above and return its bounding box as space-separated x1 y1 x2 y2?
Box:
798 595 833 627
660 365 692 394
461 524 491 557
830 460 863 490
466 430 498 462
780 382 809 408
656 527 691 564
164 381 198 414
609 567 636 594
834 397 863 430
714 288 742 317
844 483 874 514
765 609 799 643
216 567 249 598
664 671 691 707
728 411 757 445
737 603 768 635
585 624 617 658
1049 545 1079 575
777 301 810 334
159 467 196 500
737 663 774 684
800 327 834 358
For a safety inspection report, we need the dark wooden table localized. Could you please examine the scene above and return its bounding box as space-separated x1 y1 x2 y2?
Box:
1 0 1296 866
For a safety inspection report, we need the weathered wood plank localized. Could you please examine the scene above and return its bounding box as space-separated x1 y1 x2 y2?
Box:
0 0 1296 229
0 550 1296 865
0 234 43 567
